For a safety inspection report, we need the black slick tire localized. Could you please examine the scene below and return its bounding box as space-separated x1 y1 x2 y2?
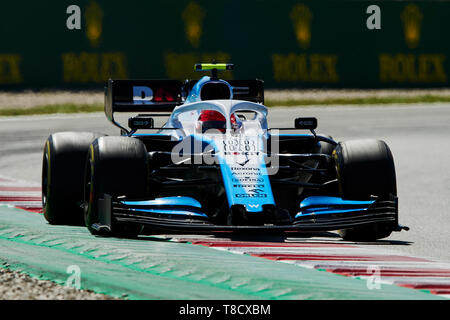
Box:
84 136 149 238
42 132 104 225
333 139 397 241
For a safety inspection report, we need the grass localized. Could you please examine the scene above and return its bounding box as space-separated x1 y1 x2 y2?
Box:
264 95 450 107
0 103 103 116
1 95 450 116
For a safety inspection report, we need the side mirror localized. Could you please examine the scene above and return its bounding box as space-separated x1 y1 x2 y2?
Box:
128 115 154 130
295 117 318 130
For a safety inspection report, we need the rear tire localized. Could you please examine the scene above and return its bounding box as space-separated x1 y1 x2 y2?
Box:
84 136 149 237
319 134 335 156
333 139 397 241
42 132 104 225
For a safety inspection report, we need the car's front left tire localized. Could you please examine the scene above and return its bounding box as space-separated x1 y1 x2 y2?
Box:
333 139 397 241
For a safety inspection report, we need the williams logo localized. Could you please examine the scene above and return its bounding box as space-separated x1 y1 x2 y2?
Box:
85 1 103 48
401 4 423 49
290 3 312 49
182 1 205 48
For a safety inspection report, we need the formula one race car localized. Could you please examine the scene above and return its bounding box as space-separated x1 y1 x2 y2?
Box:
42 63 408 241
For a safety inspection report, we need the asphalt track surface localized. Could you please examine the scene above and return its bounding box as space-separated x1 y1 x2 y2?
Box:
0 103 450 299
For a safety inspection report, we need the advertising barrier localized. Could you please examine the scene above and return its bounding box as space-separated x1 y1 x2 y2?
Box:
0 0 449 89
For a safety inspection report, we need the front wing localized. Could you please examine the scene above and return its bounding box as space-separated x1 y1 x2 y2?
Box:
92 194 407 235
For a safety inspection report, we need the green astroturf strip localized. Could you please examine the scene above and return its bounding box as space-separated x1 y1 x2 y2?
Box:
0 205 442 300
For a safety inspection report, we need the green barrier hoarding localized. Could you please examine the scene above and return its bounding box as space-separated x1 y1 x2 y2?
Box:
0 0 449 89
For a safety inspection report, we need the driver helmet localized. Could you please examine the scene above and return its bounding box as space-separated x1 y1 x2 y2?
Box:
196 110 237 133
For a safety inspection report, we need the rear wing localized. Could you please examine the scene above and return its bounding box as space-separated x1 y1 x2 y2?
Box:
105 79 184 133
228 79 264 104
104 78 264 133
105 79 183 121
184 79 264 104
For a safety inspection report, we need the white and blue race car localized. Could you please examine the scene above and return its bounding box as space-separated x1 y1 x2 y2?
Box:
42 63 408 241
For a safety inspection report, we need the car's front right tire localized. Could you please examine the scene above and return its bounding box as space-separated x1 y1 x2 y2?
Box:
84 136 149 237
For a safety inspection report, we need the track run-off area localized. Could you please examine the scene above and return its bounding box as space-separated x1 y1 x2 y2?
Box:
0 103 450 299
